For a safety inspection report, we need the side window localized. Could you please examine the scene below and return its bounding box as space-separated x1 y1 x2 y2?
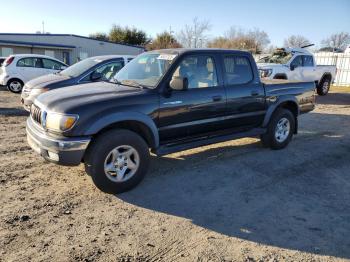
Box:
42 59 63 70
290 56 303 68
17 58 43 68
302 55 314 67
172 55 218 89
95 60 125 81
223 56 253 85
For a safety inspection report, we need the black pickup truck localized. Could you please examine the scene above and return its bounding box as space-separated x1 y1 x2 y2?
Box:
26 49 315 194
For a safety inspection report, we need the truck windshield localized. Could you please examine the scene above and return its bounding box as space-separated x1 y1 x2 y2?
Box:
60 58 102 78
113 52 177 88
258 51 292 64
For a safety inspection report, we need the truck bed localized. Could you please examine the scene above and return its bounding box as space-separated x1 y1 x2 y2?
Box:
262 79 316 114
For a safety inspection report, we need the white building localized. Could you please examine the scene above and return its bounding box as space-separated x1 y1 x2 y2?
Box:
0 33 144 65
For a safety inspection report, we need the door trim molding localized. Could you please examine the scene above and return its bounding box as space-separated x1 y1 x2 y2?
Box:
159 110 266 131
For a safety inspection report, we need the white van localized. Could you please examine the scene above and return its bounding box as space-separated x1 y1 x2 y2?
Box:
0 54 67 93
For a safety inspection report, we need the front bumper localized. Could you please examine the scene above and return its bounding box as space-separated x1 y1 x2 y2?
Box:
26 118 91 166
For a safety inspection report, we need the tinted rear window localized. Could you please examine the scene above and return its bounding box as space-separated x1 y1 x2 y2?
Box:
224 56 253 85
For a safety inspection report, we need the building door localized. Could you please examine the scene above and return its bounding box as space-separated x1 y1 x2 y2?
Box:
63 51 70 65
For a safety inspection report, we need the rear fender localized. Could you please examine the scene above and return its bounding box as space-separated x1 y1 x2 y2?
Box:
262 96 300 132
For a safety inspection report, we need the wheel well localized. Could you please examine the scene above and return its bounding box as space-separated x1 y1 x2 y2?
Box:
94 120 156 149
273 74 287 80
278 101 298 134
278 101 298 117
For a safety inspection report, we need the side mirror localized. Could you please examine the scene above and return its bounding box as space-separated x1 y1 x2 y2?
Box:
60 65 67 70
169 76 188 91
290 64 296 71
90 71 103 81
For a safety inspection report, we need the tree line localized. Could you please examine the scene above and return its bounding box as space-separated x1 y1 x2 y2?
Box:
89 18 350 53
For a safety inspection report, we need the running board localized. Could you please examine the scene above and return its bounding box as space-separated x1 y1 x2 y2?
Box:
153 128 266 156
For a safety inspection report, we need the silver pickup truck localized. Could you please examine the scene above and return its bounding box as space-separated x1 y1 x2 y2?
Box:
257 47 336 95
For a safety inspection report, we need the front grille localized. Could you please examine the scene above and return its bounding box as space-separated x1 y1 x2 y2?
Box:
31 104 42 125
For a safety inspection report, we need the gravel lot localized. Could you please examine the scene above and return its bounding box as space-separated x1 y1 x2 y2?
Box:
0 85 349 262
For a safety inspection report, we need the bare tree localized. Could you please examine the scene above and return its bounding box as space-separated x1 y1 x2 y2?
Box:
208 26 270 54
247 28 270 53
146 32 182 50
321 32 350 50
225 26 245 40
283 35 311 48
177 17 211 48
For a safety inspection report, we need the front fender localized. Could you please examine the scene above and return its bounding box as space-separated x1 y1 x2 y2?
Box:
83 112 159 148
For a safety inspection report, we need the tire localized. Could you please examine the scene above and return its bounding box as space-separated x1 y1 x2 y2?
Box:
84 129 150 194
260 108 295 150
7 79 24 93
317 77 331 96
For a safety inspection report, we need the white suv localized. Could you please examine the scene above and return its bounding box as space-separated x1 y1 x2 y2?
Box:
0 54 67 93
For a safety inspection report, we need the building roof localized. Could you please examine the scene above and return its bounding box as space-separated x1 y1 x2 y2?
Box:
0 33 145 50
0 39 75 49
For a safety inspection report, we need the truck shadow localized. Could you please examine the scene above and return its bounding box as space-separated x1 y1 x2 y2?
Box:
0 107 29 117
316 91 350 106
118 112 350 259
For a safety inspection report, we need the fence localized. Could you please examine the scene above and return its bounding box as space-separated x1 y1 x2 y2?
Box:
254 52 350 87
314 52 350 87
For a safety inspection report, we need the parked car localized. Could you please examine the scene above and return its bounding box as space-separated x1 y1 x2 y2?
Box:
257 47 336 95
0 54 67 93
0 57 6 67
21 55 134 111
26 49 315 194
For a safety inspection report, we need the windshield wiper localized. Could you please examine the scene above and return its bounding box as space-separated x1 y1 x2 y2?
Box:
121 80 144 89
112 78 145 89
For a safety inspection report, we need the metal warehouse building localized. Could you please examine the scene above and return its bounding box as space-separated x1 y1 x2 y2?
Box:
0 33 144 65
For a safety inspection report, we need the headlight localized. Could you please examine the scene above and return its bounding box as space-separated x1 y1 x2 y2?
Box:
44 112 78 132
260 69 273 78
29 88 48 96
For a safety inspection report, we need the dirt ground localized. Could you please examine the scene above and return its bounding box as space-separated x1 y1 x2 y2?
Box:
0 85 349 262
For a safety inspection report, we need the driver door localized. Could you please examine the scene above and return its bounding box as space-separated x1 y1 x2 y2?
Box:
159 54 226 142
289 55 303 81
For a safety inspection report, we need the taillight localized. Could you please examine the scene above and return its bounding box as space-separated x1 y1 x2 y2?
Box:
4 56 14 67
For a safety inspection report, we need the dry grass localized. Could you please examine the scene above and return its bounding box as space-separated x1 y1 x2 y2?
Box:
331 85 350 93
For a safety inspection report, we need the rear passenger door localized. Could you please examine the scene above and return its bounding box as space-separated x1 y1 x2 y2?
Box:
16 57 45 82
222 55 266 129
301 55 316 81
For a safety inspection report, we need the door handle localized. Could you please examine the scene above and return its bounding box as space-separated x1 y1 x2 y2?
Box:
212 95 222 102
251 91 259 96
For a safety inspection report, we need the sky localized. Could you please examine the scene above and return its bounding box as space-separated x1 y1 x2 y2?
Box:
1 0 350 47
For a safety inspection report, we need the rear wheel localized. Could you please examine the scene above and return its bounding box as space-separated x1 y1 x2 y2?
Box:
7 79 24 93
84 129 150 194
260 108 295 150
317 77 331 96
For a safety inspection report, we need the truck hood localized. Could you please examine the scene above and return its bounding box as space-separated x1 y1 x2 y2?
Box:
35 81 144 113
257 63 285 69
25 73 70 89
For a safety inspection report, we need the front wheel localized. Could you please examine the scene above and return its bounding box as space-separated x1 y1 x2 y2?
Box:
260 108 295 150
7 79 24 93
84 129 150 194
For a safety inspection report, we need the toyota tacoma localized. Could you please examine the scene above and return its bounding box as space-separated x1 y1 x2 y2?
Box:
26 49 316 194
